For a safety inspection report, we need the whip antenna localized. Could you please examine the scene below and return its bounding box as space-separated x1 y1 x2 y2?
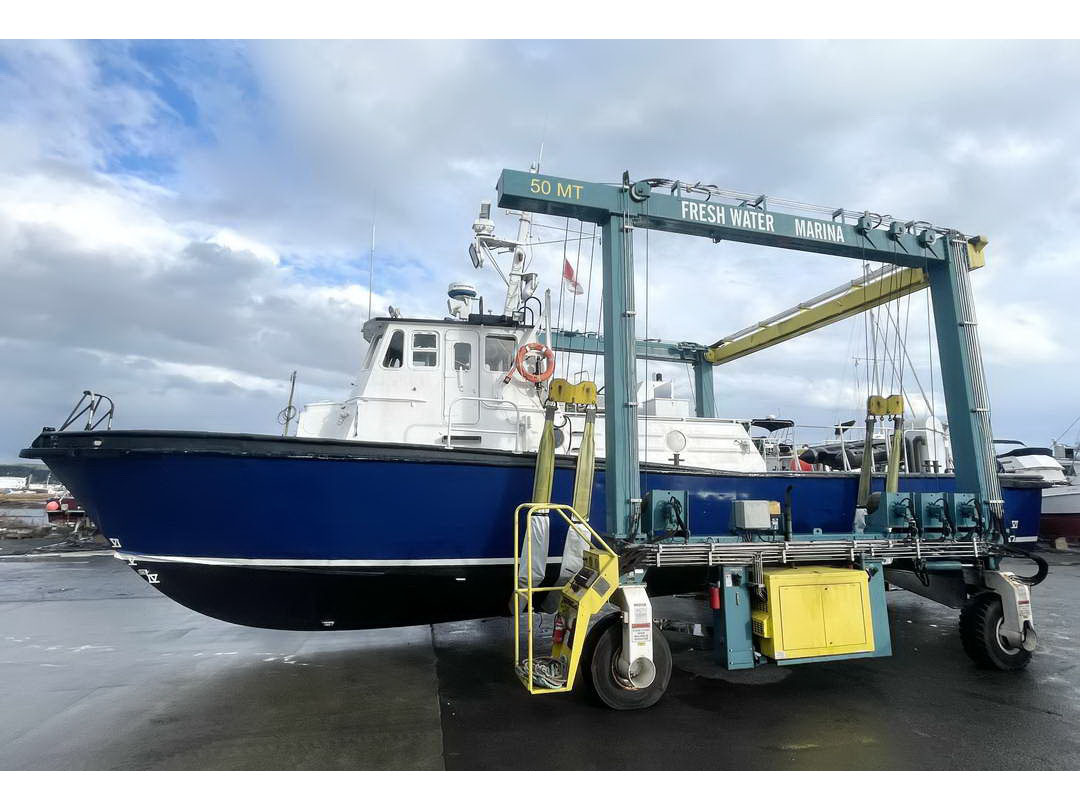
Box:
367 192 377 321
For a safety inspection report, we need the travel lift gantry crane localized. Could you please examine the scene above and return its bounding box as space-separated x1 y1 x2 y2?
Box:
501 169 1048 710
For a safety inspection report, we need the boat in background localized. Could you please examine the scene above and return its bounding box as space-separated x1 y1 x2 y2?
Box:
44 492 88 526
996 440 1080 540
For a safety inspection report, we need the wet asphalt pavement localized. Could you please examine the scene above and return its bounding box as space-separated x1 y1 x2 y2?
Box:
1 552 1077 770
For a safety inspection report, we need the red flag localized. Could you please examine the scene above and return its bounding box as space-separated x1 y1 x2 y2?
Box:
562 258 583 295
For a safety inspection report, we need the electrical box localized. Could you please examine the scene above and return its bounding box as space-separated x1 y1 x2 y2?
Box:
642 490 689 540
752 566 875 661
913 492 948 534
731 500 774 531
864 491 912 534
712 566 756 670
947 493 980 531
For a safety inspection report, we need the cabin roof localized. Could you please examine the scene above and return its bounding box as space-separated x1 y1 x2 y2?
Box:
363 314 531 342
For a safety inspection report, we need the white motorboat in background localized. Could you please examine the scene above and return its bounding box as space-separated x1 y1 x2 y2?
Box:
996 439 1080 539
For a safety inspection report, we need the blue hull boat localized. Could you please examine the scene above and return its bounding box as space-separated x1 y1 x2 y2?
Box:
21 429 1043 630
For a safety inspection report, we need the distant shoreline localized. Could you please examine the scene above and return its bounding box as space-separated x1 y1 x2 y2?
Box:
0 492 48 506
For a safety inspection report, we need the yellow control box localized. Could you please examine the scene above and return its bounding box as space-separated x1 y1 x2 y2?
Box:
752 566 874 661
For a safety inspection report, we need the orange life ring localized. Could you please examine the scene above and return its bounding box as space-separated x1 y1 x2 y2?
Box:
506 342 555 384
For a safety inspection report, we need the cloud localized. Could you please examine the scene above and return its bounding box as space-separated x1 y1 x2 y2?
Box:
976 301 1064 364
2 39 1079 460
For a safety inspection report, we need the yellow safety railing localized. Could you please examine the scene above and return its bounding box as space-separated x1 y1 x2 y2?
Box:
512 502 618 694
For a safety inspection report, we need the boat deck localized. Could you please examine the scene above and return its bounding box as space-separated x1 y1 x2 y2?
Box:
1 553 1078 770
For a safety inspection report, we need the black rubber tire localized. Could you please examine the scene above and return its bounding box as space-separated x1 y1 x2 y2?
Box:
959 593 1032 671
577 612 620 704
580 613 672 710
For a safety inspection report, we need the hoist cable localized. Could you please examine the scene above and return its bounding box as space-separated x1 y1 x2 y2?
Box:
901 276 914 398
838 316 859 426
873 305 933 419
885 279 898 393
568 218 584 336
592 298 603 383
684 362 695 411
864 260 881 397
1053 414 1080 444
861 261 871 399
555 217 570 371
886 257 903 394
868 300 920 412
871 310 900 398
621 191 637 522
577 223 598 384
643 201 651 481
926 287 937 422
896 264 913 397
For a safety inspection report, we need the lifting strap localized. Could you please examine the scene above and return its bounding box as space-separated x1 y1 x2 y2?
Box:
885 415 905 493
543 377 599 587
557 407 596 585
516 403 557 599
856 412 876 510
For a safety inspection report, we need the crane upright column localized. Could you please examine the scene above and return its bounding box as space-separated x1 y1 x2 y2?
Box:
600 210 641 540
693 360 716 418
928 238 1003 524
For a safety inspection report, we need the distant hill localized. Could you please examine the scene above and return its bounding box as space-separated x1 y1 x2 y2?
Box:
0 462 50 484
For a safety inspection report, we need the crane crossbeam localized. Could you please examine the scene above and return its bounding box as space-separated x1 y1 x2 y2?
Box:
704 264 928 365
703 235 987 365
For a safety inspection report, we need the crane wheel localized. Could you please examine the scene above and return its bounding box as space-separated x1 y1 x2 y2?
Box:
579 612 672 710
959 593 1032 671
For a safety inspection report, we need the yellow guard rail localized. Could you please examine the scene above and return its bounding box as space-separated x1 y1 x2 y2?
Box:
512 502 619 694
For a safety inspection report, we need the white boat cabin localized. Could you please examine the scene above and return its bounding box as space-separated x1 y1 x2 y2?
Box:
296 315 768 473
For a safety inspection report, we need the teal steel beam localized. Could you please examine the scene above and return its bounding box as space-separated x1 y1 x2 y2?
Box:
549 330 716 418
864 560 893 657
927 239 1003 526
693 360 717 418
600 213 640 539
549 330 706 364
497 170 948 268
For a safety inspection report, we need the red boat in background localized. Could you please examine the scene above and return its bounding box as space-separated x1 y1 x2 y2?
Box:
44 494 87 525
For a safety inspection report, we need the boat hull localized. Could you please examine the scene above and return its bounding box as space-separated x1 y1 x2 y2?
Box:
1040 484 1080 539
22 430 1045 630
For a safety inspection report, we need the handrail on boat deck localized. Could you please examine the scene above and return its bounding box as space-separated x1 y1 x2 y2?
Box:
57 390 114 432
756 420 953 474
445 397 523 452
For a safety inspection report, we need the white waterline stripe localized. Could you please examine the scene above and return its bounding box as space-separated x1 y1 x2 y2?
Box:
113 552 563 568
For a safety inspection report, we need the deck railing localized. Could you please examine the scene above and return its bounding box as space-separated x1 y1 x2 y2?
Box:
444 397 524 452
58 391 114 432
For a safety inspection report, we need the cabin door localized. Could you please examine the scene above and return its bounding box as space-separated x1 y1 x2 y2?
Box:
444 330 480 431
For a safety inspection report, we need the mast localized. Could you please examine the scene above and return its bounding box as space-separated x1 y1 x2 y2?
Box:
500 166 537 318
470 164 540 321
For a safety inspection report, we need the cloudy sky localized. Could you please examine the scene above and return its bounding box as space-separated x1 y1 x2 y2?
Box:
1 40 1078 461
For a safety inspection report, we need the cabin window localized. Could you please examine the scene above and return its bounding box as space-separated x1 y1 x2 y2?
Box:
453 342 472 371
412 332 439 368
363 334 382 369
382 329 405 368
485 335 516 372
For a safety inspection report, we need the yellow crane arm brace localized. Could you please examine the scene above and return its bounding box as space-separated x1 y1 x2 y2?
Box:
704 238 986 367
